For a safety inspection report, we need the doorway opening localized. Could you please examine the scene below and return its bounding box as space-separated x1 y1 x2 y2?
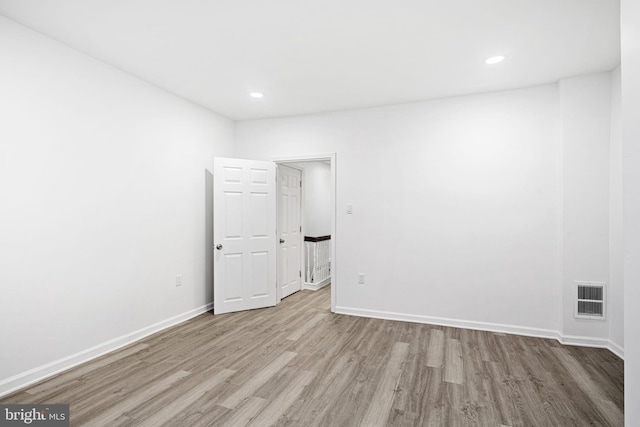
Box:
274 154 336 313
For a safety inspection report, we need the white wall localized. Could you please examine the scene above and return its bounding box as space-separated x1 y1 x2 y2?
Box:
559 73 612 344
303 162 332 237
622 0 640 424
609 67 624 354
0 17 234 394
237 85 562 334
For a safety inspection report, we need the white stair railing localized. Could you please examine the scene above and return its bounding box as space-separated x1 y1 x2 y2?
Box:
304 236 331 289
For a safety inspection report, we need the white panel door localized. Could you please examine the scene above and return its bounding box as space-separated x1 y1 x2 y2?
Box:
214 157 277 314
278 165 302 299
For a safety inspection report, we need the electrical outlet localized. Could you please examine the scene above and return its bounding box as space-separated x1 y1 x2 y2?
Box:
176 275 183 286
358 273 365 284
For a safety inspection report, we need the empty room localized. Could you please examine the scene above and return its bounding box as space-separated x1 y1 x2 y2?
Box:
1 0 638 426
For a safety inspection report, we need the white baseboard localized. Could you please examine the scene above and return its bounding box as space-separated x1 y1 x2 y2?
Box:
557 335 624 360
302 279 330 291
335 306 624 359
558 334 610 348
335 306 560 340
607 340 625 359
0 302 213 398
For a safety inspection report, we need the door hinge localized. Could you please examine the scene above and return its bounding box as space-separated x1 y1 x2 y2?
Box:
300 180 302 187
299 270 301 277
300 226 302 232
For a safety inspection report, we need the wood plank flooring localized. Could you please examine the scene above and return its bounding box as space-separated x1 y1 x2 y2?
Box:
1 286 623 426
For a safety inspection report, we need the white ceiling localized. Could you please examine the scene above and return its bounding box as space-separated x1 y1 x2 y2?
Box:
0 0 620 121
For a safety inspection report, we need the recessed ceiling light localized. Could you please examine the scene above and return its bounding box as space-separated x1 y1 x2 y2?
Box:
485 55 505 65
249 92 264 98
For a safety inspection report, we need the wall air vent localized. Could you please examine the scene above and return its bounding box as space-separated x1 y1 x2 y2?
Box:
575 281 606 320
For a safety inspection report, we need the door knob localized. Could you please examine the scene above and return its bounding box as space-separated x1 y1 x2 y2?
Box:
216 244 223 250
279 239 285 244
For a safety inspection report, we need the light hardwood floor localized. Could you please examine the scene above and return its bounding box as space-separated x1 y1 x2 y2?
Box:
1 286 623 426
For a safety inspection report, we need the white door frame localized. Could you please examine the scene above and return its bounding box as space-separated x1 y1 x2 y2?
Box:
273 153 337 313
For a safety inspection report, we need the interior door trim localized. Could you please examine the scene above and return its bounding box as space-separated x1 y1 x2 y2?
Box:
273 153 337 313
